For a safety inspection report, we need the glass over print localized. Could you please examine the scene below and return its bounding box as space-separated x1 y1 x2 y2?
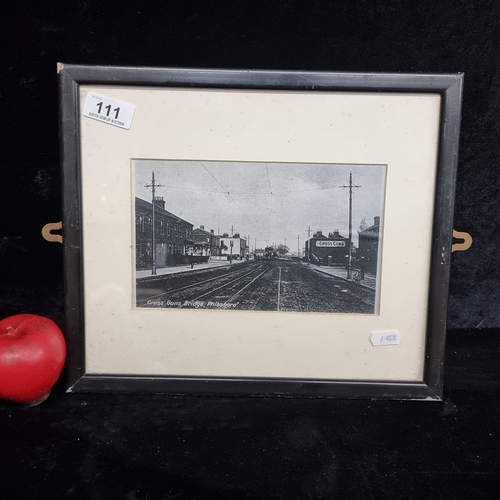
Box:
134 160 386 315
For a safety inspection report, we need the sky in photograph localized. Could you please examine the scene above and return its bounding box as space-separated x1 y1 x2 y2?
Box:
134 160 386 254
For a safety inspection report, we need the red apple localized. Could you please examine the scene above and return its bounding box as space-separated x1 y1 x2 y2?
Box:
0 314 66 405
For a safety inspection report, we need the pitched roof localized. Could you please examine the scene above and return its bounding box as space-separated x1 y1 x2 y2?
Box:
135 197 193 227
359 222 379 235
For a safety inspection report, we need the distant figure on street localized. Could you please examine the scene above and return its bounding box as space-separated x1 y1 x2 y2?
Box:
189 251 194 269
359 255 366 280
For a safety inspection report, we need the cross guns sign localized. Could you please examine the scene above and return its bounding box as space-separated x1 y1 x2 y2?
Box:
316 241 346 247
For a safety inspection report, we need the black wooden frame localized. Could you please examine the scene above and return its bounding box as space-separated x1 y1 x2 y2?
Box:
58 64 463 400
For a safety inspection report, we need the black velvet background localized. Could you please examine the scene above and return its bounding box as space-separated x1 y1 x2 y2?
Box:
1 0 499 328
2 1 500 498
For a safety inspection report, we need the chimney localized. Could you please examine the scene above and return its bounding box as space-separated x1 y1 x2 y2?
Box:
374 216 380 226
200 225 205 230
210 229 214 234
333 229 339 237
153 196 165 210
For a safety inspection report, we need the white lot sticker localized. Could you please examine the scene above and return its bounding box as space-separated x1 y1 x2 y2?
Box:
82 92 135 129
371 331 401 346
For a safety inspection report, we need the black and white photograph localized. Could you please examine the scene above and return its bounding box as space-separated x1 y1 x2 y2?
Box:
134 160 386 314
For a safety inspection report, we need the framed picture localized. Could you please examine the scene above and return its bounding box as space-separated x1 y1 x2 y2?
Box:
58 64 462 400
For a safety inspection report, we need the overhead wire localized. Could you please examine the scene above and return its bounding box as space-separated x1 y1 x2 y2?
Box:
162 185 339 195
199 161 265 238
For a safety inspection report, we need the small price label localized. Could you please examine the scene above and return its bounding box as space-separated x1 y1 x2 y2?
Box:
371 331 401 346
82 92 135 129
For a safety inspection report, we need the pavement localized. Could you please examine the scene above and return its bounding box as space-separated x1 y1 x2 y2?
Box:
136 258 247 279
302 262 377 290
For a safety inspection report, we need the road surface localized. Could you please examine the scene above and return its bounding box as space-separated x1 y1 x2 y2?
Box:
136 259 375 314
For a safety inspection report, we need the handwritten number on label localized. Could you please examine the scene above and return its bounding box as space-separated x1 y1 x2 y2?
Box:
371 331 400 346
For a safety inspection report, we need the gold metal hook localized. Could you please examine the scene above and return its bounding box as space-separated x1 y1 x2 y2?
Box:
40 223 471 252
452 229 472 253
41 221 63 244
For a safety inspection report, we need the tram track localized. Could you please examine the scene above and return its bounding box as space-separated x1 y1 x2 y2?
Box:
178 265 270 305
222 267 271 303
136 263 266 307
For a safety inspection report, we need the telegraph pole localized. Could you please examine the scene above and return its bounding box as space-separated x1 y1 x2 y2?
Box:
340 172 361 279
297 234 301 259
307 225 311 264
145 170 164 276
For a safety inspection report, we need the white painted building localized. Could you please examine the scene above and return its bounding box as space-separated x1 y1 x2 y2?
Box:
219 236 247 260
